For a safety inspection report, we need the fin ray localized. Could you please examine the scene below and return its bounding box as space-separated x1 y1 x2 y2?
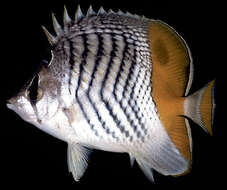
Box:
42 26 57 45
75 5 84 21
51 13 63 36
133 120 188 177
67 143 92 181
63 6 72 26
149 20 193 97
184 80 215 135
129 153 135 167
137 159 154 182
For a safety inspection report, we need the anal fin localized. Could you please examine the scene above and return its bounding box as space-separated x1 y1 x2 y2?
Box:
132 118 189 180
129 153 135 167
137 159 154 182
167 116 192 176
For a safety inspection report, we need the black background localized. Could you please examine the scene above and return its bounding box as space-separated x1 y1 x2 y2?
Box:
1 0 225 189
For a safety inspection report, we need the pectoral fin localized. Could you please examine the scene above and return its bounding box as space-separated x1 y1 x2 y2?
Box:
67 143 92 181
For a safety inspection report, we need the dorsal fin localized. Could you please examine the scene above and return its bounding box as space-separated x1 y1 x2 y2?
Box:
126 11 134 18
75 5 84 22
63 6 71 26
86 5 96 16
98 7 106 15
149 20 193 97
42 26 57 45
51 13 63 36
117 9 124 15
108 9 115 14
42 5 146 46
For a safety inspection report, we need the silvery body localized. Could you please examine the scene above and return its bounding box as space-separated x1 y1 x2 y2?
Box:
7 6 215 182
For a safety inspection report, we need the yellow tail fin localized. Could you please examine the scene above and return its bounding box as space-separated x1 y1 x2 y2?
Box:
184 80 215 135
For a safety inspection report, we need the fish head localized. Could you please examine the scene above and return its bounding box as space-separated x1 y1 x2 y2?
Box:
7 89 38 124
7 65 60 127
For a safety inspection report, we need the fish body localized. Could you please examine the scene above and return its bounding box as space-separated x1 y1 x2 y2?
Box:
7 5 215 182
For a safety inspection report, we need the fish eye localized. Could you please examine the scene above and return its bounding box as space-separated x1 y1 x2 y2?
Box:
27 75 43 104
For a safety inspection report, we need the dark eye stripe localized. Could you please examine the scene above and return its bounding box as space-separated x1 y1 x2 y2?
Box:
28 75 39 104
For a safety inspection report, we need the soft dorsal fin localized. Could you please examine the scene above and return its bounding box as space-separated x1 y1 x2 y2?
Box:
149 20 193 96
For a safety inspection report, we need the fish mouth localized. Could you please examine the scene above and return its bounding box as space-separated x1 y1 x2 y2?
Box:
6 96 21 113
6 100 34 123
6 96 17 104
6 103 14 111
6 99 16 111
6 98 14 109
7 98 12 104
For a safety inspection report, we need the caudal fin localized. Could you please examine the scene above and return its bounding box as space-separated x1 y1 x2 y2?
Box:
184 80 215 135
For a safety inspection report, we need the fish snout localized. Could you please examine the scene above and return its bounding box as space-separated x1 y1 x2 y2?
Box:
6 97 16 110
6 96 17 105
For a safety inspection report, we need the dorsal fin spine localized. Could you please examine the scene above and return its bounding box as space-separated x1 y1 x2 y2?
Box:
42 26 57 45
63 6 71 25
51 13 63 36
75 5 84 22
117 10 124 15
87 5 96 16
98 7 106 15
42 5 145 47
108 9 115 14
